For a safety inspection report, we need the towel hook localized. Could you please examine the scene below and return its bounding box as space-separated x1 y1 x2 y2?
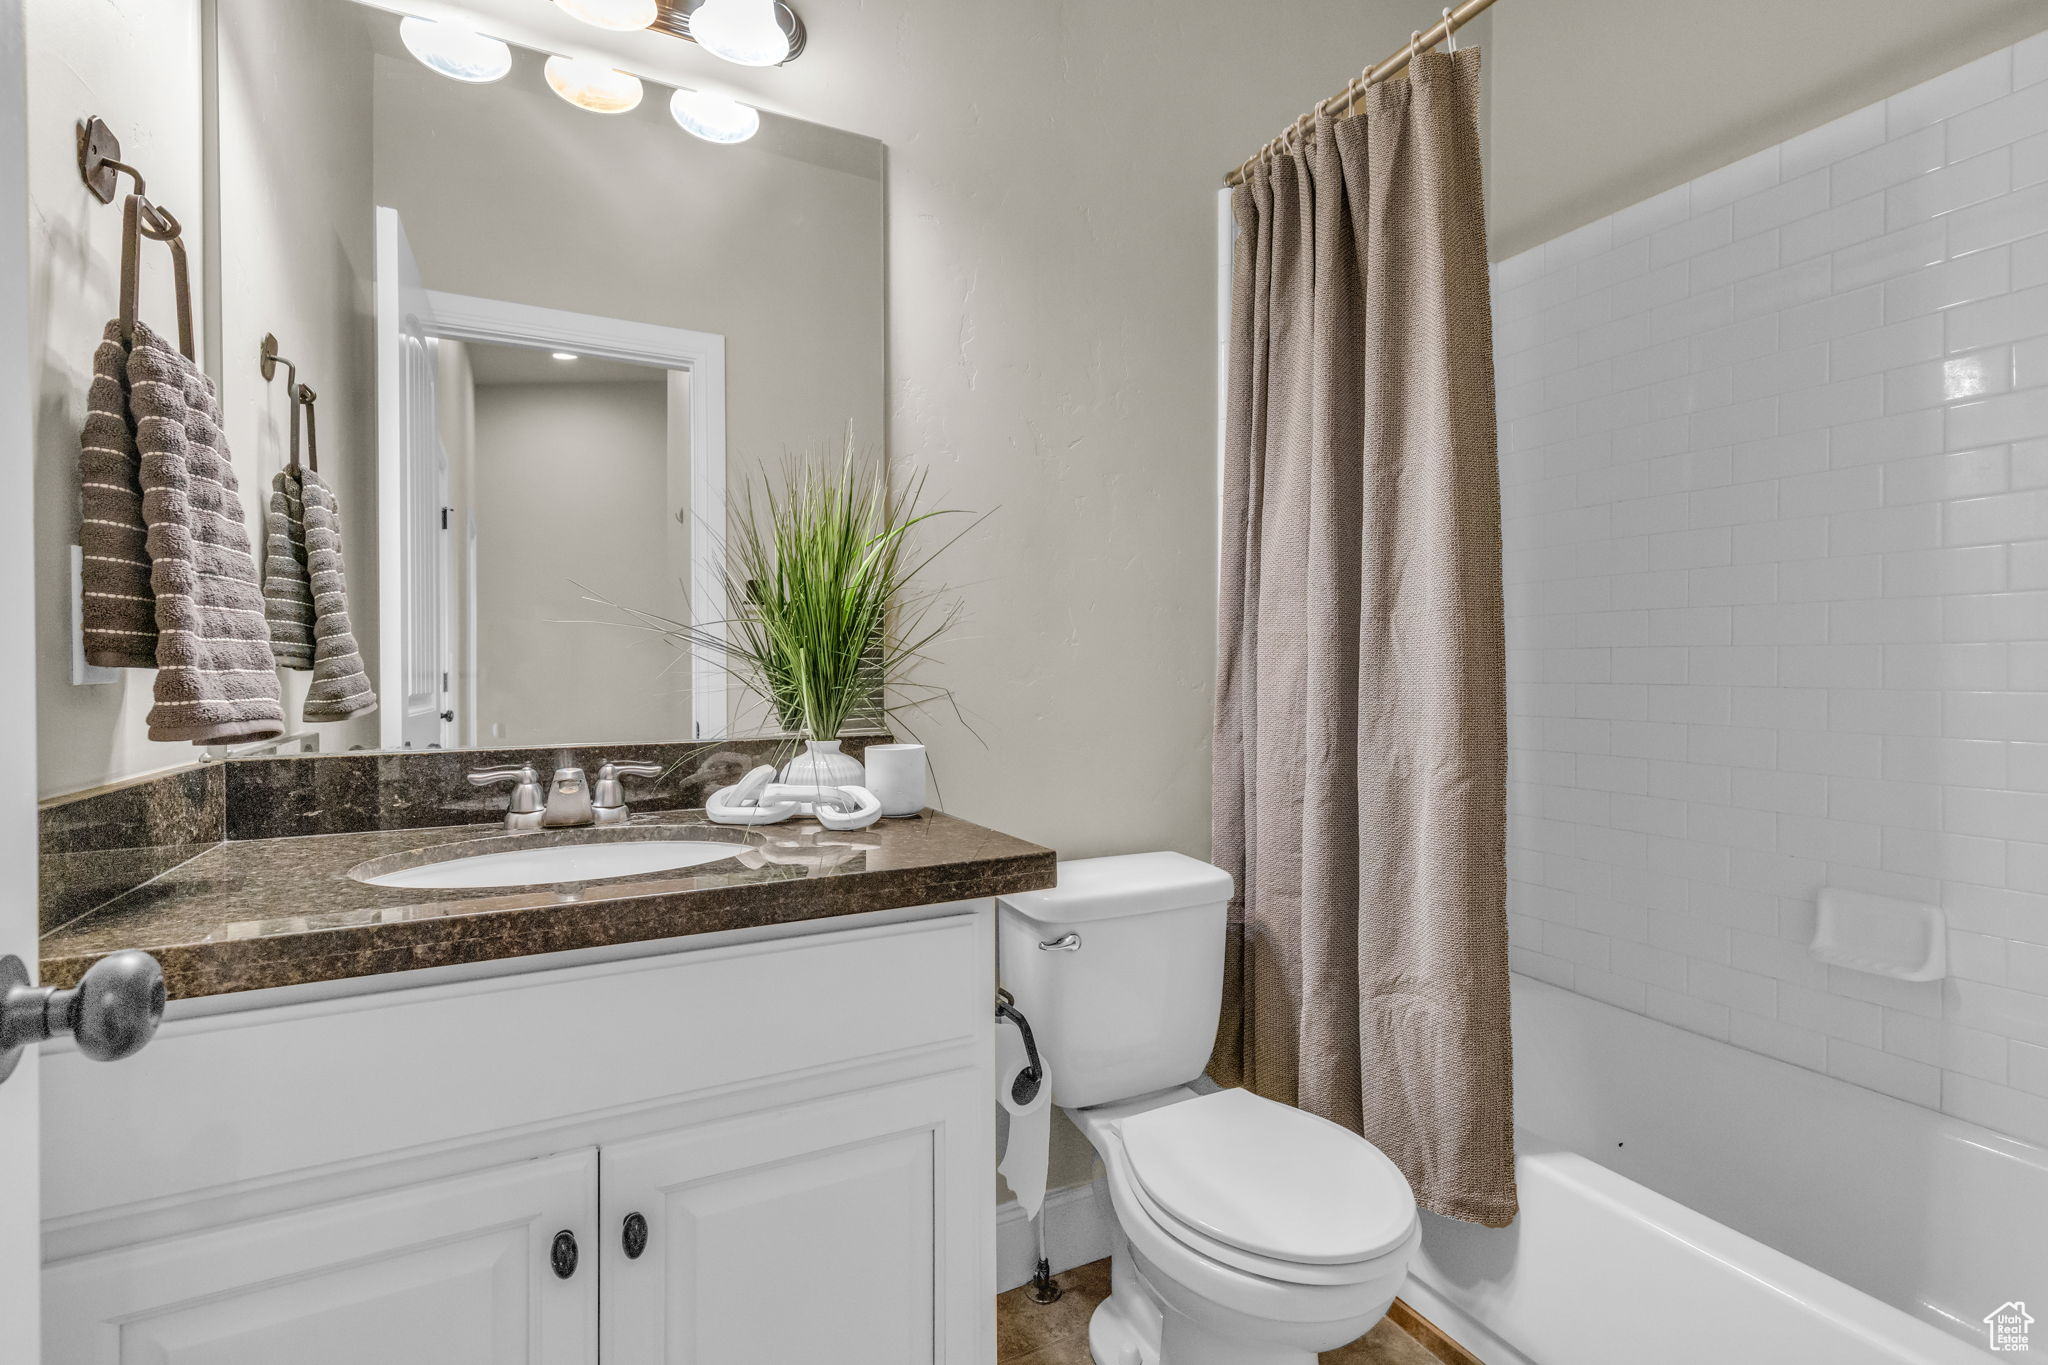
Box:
90 116 193 360
78 116 141 204
261 335 309 472
259 333 298 391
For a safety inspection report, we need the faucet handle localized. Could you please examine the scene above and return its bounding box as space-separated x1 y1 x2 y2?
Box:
469 762 539 787
468 763 543 816
593 760 662 822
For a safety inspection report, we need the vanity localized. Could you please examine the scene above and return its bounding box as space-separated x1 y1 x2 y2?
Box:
37 744 1053 1363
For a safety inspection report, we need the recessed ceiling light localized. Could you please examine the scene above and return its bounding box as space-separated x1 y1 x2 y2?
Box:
689 0 790 67
551 352 579 361
670 88 761 144
399 16 513 83
552 0 658 31
543 55 645 113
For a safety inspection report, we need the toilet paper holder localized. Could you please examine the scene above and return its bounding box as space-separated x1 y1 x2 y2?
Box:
995 988 1044 1106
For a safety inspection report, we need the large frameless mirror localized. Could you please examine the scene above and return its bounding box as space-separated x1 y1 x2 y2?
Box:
208 0 885 752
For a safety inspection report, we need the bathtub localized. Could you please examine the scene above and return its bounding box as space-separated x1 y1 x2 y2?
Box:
1403 977 2046 1364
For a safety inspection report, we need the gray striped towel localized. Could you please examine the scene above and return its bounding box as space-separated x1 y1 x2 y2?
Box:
77 321 156 667
298 468 376 721
128 321 286 745
262 466 316 668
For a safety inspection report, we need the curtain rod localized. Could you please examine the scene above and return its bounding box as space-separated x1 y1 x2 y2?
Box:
1224 0 1504 188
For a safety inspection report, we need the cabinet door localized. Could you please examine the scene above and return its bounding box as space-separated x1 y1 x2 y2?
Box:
602 1074 980 1364
45 1150 597 1365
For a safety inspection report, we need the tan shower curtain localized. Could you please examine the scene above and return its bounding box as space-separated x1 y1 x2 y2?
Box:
1210 48 1515 1227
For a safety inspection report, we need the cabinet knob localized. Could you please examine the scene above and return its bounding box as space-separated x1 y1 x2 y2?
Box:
622 1212 648 1259
551 1229 579 1279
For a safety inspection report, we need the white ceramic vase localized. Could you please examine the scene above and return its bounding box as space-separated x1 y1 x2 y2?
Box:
778 738 865 788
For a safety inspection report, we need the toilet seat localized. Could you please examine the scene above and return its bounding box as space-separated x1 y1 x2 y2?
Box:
1112 1088 1417 1287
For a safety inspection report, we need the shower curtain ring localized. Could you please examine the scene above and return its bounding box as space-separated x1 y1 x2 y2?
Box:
1443 9 1458 50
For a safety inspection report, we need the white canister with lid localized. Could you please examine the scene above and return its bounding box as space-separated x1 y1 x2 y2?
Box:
863 743 927 818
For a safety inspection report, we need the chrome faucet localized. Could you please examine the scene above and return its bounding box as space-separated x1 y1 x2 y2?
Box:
542 766 593 827
469 760 661 830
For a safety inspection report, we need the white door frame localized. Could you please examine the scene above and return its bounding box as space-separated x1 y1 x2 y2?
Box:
0 0 38 1351
401 291 729 742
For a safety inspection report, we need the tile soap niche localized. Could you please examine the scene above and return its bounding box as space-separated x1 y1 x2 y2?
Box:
1808 888 1947 982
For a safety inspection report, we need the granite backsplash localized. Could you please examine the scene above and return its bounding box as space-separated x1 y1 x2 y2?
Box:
40 737 887 932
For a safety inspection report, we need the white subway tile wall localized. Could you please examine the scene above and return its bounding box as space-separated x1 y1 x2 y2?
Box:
1494 30 2048 1147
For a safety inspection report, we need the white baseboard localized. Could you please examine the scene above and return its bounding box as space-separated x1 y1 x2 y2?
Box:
995 1179 1114 1293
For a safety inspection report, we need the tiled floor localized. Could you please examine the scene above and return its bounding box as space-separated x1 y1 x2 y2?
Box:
996 1260 1447 1365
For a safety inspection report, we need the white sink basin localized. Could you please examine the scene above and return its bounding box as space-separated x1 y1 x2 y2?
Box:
359 839 742 890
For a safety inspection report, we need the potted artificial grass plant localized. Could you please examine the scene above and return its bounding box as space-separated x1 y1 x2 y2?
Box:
667 443 975 786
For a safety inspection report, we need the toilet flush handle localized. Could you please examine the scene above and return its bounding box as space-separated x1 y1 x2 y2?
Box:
1038 933 1082 952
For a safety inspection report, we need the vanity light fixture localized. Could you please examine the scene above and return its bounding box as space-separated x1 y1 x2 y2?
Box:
399 16 513 82
669 88 760 143
543 55 645 113
687 0 790 66
552 352 579 361
553 0 658 31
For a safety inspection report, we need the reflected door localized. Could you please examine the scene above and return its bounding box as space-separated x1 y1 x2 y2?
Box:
375 207 454 750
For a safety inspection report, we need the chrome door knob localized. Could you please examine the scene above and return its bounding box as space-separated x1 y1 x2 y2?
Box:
0 950 166 1085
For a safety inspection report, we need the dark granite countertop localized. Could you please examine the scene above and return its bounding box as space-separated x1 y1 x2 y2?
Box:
40 812 1054 1000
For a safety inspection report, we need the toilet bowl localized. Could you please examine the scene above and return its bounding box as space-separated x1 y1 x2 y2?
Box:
997 853 1419 1365
1072 1087 1418 1365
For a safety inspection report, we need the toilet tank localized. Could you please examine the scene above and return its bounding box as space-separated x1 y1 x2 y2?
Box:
997 852 1233 1109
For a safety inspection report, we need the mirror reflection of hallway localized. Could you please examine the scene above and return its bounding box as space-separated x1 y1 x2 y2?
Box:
440 341 691 748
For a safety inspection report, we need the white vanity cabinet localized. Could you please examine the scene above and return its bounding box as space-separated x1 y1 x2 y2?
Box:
47 1150 601 1365
601 1077 961 1364
39 905 996 1363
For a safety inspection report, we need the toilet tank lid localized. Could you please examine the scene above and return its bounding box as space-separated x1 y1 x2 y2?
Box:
997 852 1233 924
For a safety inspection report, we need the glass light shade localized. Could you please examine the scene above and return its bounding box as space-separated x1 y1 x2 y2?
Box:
689 0 789 66
669 88 761 143
399 17 512 83
543 55 645 113
552 0 657 30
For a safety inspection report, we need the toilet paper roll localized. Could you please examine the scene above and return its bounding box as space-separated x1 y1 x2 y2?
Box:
996 1011 1051 1220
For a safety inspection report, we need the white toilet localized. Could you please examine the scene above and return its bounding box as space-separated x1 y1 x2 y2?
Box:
998 852 1420 1365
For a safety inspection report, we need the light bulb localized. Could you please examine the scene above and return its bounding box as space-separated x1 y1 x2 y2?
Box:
689 0 790 67
399 17 513 83
669 88 761 143
544 55 645 113
552 0 657 30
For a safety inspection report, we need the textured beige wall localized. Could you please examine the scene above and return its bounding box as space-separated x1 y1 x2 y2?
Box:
1487 0 2048 258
